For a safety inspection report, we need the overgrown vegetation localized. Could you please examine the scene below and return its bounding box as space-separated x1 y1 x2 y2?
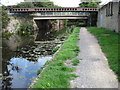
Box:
13 2 34 8
79 1 101 7
72 58 80 66
13 1 60 8
17 20 34 36
33 2 60 7
33 27 80 88
87 27 120 81
1 6 10 29
2 31 14 40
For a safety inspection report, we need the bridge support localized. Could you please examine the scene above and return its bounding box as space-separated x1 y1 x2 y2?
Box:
88 12 98 26
34 20 52 41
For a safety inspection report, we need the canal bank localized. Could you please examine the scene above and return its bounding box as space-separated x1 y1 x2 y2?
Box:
32 27 80 88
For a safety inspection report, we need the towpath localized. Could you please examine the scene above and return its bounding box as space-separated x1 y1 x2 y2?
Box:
70 27 118 88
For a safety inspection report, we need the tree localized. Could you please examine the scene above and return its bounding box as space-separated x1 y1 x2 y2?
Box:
13 2 34 8
13 1 60 8
1 6 10 29
33 2 60 7
79 1 101 8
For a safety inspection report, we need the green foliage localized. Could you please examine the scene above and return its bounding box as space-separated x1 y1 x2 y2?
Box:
37 70 42 75
79 2 101 7
13 2 34 8
33 27 80 88
52 46 60 54
13 15 17 19
2 31 14 40
72 58 80 66
1 6 10 29
13 1 60 8
17 20 34 36
55 27 80 61
33 2 60 7
87 27 120 81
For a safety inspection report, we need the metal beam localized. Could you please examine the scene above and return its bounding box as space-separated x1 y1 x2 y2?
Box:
33 17 88 20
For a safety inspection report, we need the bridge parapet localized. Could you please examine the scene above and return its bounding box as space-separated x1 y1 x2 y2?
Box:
10 7 99 13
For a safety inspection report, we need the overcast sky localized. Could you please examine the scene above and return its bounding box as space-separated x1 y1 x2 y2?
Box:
1 0 112 7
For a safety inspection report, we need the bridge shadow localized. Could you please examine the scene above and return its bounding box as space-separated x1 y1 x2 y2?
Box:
34 19 94 41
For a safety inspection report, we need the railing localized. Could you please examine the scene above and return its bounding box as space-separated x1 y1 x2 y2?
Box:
9 7 99 13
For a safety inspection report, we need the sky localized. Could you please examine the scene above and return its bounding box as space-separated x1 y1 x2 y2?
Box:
0 0 112 7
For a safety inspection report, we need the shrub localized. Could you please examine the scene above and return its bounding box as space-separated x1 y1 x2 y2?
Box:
2 6 10 29
17 21 34 36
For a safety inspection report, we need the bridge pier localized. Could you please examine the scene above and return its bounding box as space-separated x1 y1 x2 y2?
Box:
88 12 98 26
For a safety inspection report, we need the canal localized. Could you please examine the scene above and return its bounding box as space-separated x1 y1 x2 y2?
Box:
2 28 70 88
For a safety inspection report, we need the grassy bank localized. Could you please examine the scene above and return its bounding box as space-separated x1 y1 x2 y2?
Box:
33 27 80 88
87 27 120 81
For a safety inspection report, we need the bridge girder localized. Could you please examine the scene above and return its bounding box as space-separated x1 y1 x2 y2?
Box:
33 17 88 20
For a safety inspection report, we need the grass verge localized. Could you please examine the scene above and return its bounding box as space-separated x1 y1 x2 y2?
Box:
33 27 80 88
87 27 120 81
72 58 80 66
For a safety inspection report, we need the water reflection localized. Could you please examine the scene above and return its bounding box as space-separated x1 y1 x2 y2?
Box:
2 56 52 89
2 27 66 89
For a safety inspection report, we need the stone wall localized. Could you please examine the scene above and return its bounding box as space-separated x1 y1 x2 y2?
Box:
3 16 38 34
3 16 20 33
97 2 120 33
52 20 64 31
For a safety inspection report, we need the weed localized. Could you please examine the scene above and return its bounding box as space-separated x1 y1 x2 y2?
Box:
52 46 60 54
72 58 80 66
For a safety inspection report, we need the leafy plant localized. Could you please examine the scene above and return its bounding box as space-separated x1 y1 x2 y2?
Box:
52 46 60 54
37 70 42 75
17 20 34 36
13 2 34 8
2 31 14 40
79 1 101 8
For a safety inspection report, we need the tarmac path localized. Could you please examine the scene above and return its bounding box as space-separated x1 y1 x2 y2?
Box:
70 27 118 88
